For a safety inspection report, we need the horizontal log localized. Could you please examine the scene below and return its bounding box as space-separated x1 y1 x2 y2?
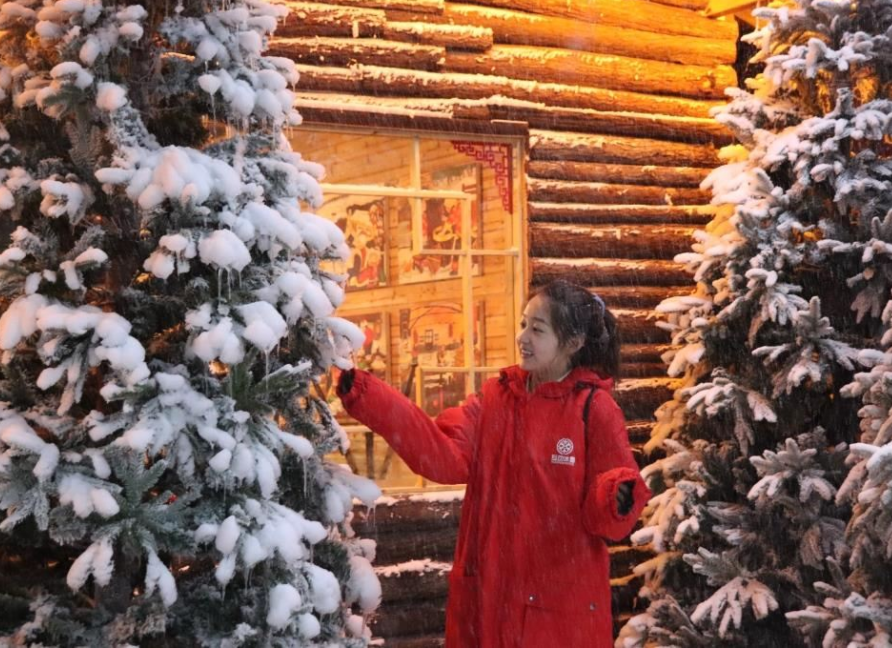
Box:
626 419 657 445
615 377 679 420
276 2 385 37
531 257 690 286
314 0 444 12
389 3 735 66
379 567 451 603
353 497 462 534
371 528 459 565
530 130 721 167
599 286 691 310
528 161 711 188
446 46 737 100
461 102 730 145
269 37 444 71
529 203 714 226
293 64 722 118
652 0 710 8
622 343 675 363
458 0 738 41
382 21 493 51
372 599 447 638
622 362 668 379
528 179 710 206
614 308 671 344
530 223 695 260
382 636 445 648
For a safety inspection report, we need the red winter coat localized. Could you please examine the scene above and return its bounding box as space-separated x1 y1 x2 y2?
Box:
339 365 651 648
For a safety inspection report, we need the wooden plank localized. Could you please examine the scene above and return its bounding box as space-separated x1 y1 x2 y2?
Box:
455 102 731 145
445 46 737 100
388 3 735 66
531 257 690 286
293 64 723 118
457 0 738 41
527 161 711 188
530 223 696 259
528 203 714 225
269 37 445 71
528 179 710 206
530 130 721 167
382 21 493 51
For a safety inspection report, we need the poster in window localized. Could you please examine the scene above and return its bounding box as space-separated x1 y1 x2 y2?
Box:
396 302 485 415
396 164 482 284
317 195 387 290
316 311 389 422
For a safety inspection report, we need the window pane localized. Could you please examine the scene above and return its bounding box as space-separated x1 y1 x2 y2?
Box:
288 130 415 187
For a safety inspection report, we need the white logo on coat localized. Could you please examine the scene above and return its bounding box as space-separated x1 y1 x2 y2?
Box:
552 438 576 466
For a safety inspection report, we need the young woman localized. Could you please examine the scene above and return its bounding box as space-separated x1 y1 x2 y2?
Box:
337 280 651 647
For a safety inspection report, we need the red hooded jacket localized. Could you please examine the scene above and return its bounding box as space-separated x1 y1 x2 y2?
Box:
339 365 651 648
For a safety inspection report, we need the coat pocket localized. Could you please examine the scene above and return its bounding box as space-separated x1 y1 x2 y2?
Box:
520 579 612 648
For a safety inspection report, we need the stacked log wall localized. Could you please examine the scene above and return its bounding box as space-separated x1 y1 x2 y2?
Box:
276 0 735 643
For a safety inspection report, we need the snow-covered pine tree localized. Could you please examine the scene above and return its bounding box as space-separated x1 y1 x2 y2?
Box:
0 1 381 645
780 2 892 644
614 0 892 645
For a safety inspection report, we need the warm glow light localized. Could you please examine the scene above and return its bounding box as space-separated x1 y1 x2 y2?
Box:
209 360 228 377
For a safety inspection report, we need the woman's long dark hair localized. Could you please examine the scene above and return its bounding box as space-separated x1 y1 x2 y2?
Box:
534 280 621 380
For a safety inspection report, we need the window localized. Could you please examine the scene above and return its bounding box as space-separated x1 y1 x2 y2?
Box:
289 126 525 491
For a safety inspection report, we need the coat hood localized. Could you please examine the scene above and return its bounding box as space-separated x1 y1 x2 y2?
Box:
498 365 615 399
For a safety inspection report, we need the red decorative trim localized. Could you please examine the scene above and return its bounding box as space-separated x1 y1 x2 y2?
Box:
451 141 513 213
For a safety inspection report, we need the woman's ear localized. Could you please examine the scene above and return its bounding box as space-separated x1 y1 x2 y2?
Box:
569 335 585 355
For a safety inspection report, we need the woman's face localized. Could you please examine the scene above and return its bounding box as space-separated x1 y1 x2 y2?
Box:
516 294 577 381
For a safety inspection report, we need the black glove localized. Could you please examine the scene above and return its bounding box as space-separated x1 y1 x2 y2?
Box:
616 480 636 516
337 369 356 396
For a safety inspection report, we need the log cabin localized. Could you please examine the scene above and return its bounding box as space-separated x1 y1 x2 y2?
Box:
272 1 754 644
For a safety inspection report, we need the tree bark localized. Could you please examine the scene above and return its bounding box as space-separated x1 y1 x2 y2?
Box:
528 161 711 188
446 45 737 100
530 129 721 167
269 38 444 71
530 223 696 259
293 63 722 118
455 0 738 41
528 202 714 225
528 179 710 206
389 3 736 66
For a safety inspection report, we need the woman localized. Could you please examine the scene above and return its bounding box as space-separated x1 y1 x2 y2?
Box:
337 280 651 647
